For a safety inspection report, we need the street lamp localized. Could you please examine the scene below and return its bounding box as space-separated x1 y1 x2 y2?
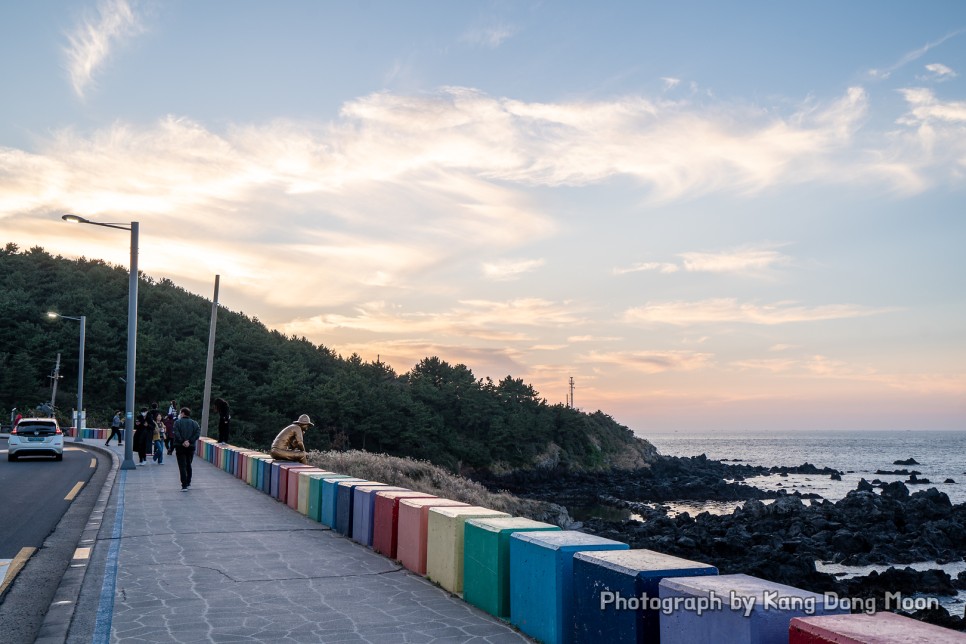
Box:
47 312 86 443
62 214 139 470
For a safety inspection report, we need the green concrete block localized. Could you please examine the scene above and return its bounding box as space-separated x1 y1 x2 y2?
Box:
464 517 561 618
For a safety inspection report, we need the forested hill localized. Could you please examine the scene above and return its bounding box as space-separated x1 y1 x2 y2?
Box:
0 244 658 473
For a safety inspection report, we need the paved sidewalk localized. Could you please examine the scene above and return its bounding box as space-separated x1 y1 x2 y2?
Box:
69 445 531 643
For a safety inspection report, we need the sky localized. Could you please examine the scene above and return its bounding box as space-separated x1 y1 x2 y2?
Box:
1 1 964 435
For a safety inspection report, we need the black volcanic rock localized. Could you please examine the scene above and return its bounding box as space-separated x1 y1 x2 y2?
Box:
894 458 920 465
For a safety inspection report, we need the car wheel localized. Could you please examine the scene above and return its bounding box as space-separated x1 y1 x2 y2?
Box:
55 453 63 461
7 453 15 461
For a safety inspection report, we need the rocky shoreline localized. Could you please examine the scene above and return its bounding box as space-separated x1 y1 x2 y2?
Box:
479 455 966 631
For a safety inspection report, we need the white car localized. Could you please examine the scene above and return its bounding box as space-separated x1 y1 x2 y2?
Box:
7 418 64 461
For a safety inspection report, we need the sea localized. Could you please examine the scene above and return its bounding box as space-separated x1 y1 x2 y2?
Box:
641 430 966 617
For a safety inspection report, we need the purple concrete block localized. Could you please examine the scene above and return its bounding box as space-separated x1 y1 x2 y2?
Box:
659 574 849 644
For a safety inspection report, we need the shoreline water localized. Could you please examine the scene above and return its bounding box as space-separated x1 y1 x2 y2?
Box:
620 430 966 620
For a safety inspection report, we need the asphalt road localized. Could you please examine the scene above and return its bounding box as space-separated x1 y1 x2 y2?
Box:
0 439 110 643
0 442 97 558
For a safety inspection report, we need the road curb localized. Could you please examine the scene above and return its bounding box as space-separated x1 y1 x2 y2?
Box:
35 441 120 644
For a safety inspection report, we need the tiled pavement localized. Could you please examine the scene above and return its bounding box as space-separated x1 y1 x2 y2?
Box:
67 445 532 643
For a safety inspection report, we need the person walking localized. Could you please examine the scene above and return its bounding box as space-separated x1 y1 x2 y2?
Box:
152 413 165 464
172 407 201 491
133 407 150 465
214 398 231 444
163 411 176 455
106 410 123 446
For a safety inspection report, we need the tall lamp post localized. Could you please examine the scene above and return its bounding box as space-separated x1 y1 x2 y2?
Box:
62 214 139 470
47 312 86 443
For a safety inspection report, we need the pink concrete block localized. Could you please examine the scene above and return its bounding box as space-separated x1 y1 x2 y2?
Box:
790 611 966 643
373 491 436 559
287 467 325 510
397 497 468 574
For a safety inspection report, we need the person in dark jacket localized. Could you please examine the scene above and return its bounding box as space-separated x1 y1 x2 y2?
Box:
214 398 231 444
133 407 150 465
172 407 201 490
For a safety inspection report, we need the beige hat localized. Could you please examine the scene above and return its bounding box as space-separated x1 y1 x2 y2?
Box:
294 414 314 426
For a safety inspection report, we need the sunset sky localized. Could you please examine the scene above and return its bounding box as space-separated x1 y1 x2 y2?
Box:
2 1 964 433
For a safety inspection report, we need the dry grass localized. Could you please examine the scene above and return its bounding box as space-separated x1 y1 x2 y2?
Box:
307 449 575 527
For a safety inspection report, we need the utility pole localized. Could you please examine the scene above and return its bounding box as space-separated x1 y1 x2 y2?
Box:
49 353 62 416
200 275 220 437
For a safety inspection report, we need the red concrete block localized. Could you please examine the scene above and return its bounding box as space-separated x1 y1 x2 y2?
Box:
372 491 436 559
397 497 468 574
790 611 966 643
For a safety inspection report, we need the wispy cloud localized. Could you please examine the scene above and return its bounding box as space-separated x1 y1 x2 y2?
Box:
482 258 545 280
281 298 584 342
680 245 791 274
461 22 517 48
920 63 958 82
582 350 714 374
899 87 966 124
622 298 894 326
613 262 680 275
64 0 144 99
867 30 966 80
661 77 681 90
615 244 792 276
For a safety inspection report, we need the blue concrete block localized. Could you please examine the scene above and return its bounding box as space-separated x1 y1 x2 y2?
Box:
321 477 364 528
510 530 628 644
259 459 275 494
659 574 849 644
573 549 717 644
351 485 407 546
270 462 282 499
336 480 384 536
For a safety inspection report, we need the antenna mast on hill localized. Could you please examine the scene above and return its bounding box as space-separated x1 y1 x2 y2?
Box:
568 376 575 409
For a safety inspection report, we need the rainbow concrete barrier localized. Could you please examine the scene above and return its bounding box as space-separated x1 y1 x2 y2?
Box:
351 485 409 546
425 506 511 595
372 491 436 559
287 467 326 511
573 549 718 644
321 477 365 528
336 480 387 536
397 497 469 575
75 427 110 440
789 611 966 643
659 574 849 644
463 516 561 618
187 443 966 644
510 530 629 644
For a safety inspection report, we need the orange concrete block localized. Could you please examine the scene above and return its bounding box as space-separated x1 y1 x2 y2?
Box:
397 497 468 574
